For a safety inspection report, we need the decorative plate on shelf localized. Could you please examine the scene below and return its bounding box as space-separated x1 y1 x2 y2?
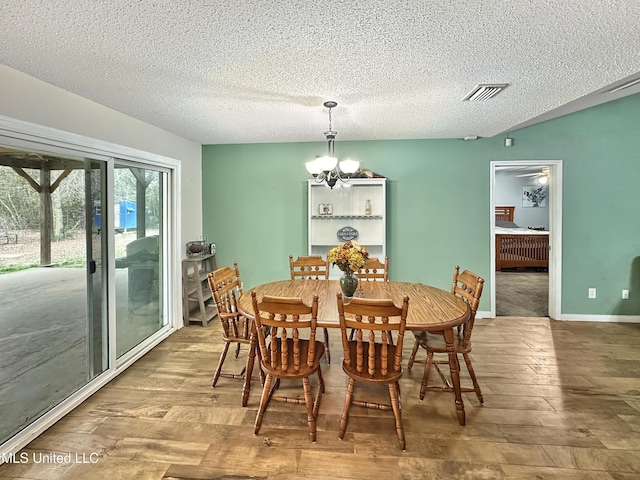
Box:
337 226 359 241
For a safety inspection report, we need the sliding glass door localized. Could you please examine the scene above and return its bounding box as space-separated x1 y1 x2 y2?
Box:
113 162 167 357
0 145 173 447
0 148 107 444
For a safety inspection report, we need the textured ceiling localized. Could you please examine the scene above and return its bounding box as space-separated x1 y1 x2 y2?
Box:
1 1 639 145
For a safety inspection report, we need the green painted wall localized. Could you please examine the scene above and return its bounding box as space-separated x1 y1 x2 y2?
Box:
202 93 640 316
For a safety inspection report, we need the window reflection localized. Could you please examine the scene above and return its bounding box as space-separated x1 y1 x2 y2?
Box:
113 166 165 357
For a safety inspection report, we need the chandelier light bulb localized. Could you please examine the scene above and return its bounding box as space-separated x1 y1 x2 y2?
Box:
305 160 322 175
316 155 338 173
339 159 359 174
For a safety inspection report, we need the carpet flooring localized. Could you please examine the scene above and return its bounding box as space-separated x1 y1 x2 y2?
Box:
495 271 548 317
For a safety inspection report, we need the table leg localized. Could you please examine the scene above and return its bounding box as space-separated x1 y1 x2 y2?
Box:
443 327 465 425
242 328 258 407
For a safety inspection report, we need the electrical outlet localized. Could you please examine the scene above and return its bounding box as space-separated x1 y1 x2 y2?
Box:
622 289 630 299
588 288 596 299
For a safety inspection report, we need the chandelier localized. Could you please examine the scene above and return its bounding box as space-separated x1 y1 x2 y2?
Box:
305 101 359 188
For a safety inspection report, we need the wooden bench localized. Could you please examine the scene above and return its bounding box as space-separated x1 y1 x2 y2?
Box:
0 232 18 244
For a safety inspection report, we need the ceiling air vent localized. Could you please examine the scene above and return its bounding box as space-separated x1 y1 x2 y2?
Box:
462 84 509 102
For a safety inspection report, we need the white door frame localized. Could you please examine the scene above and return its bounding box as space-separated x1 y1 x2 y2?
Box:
490 160 563 319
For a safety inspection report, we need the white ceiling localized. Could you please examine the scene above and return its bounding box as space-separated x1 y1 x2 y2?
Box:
1 1 639 145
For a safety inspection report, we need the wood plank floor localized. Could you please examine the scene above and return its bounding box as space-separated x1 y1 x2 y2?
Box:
1 317 640 479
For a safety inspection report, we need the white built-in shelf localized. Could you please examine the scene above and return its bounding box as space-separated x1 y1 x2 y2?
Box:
308 178 386 280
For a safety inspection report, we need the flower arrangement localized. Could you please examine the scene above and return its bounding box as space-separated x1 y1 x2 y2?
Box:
327 240 369 274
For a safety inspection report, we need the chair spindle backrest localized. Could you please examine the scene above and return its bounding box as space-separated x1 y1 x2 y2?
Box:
289 255 329 280
251 292 319 373
450 265 484 344
208 262 245 339
337 293 409 378
356 256 389 282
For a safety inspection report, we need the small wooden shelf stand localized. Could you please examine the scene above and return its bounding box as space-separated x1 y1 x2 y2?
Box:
182 253 217 326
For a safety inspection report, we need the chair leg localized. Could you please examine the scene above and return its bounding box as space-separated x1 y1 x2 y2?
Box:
257 356 266 386
323 328 331 364
463 352 483 404
313 368 324 417
272 378 281 393
212 342 231 387
407 339 420 371
243 334 258 407
388 381 406 451
317 364 325 394
254 374 273 435
302 377 317 442
419 351 435 400
339 378 356 440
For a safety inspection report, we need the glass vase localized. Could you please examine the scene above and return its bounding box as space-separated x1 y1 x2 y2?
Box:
340 269 359 298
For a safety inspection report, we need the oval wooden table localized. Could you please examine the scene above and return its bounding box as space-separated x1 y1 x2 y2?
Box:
237 279 471 425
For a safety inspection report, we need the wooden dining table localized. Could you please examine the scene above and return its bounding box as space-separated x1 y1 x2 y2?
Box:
237 279 471 425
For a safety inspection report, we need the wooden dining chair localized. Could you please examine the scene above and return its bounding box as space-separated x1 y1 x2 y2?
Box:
289 255 332 364
336 292 409 451
353 256 392 342
407 265 485 403
207 263 262 391
289 255 329 280
250 291 325 442
356 256 389 282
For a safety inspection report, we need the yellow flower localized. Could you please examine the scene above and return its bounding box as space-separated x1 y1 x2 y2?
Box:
328 241 369 273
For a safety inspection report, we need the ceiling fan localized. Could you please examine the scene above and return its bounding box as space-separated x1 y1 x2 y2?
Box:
515 167 550 184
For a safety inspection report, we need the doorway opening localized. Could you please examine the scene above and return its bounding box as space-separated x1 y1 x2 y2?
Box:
490 161 562 318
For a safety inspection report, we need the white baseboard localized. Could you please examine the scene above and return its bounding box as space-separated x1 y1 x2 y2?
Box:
556 313 640 323
477 310 640 323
